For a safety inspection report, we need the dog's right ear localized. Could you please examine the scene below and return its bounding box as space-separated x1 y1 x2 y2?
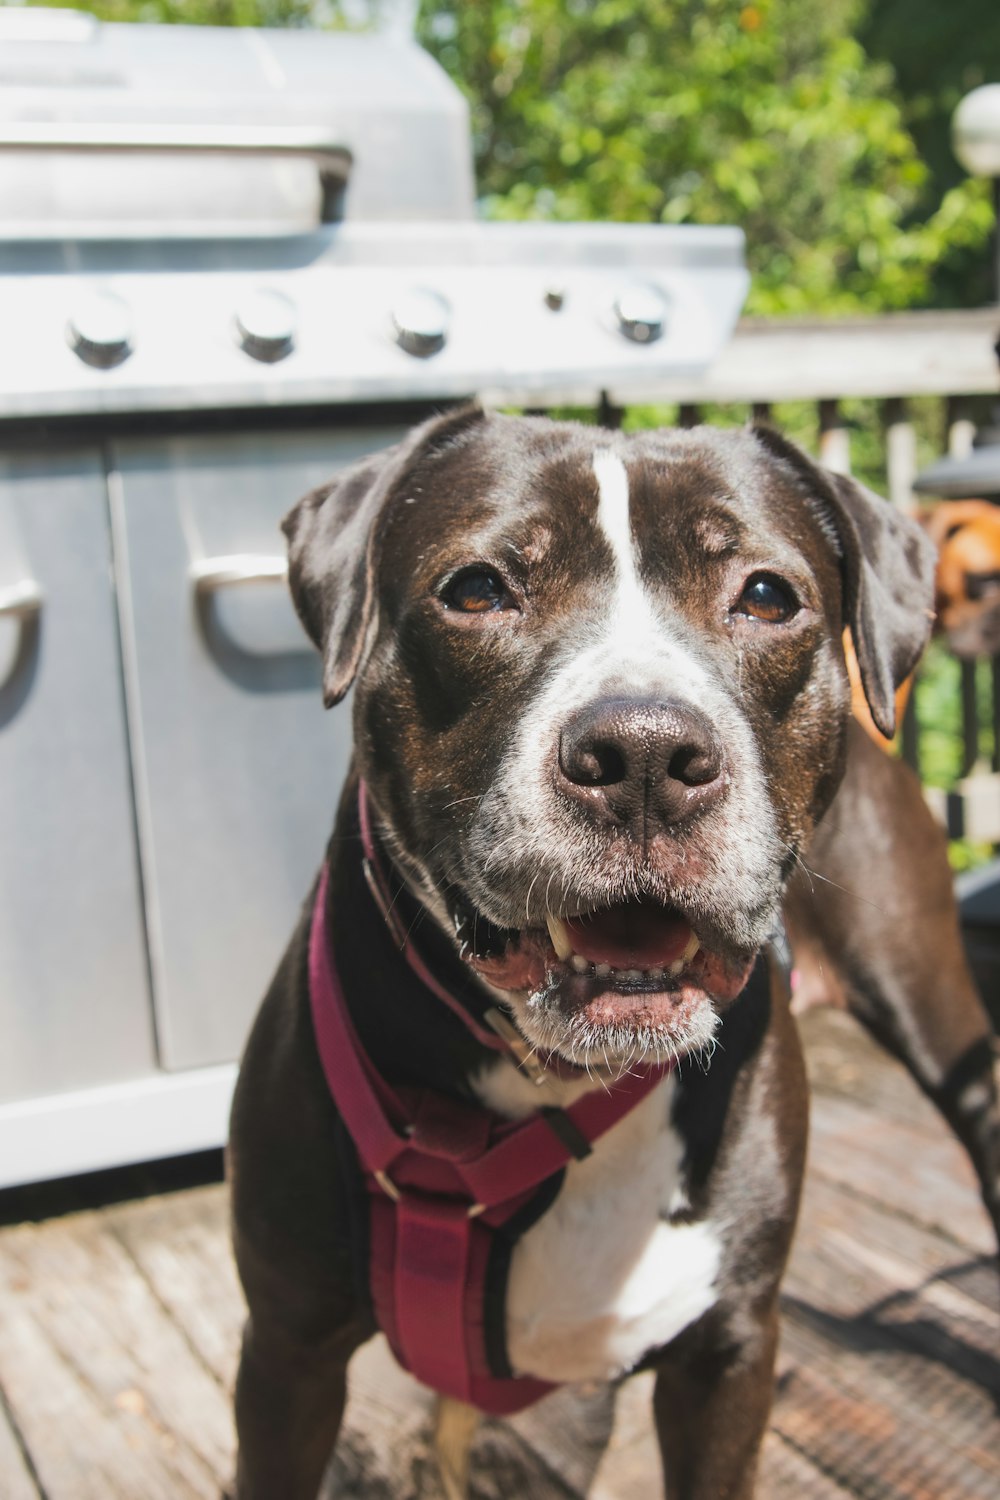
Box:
282 404 486 706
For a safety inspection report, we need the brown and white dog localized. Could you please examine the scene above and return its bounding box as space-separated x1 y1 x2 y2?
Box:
925 498 1000 660
228 409 998 1500
849 495 1000 746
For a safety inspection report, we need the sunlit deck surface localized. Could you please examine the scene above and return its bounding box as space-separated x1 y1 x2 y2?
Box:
0 1008 997 1499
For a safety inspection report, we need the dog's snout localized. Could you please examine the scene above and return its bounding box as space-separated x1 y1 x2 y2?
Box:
557 697 726 830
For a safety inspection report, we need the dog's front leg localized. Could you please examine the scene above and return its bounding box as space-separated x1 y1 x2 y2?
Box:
651 1304 779 1500
232 1309 360 1500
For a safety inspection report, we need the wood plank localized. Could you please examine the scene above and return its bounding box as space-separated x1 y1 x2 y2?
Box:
799 1009 954 1131
783 1180 999 1467
760 1430 859 1499
107 1184 243 1390
792 1172 999 1325
775 1315 1000 1499
587 1373 658 1500
782 1170 998 1478
504 1379 614 1494
0 1277 209 1500
808 1090 993 1254
587 1371 857 1499
0 1391 41 1500
0 1211 234 1498
795 1164 994 1283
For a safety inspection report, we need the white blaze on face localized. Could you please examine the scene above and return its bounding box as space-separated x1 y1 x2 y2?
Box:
593 444 656 633
593 447 646 620
590 445 715 696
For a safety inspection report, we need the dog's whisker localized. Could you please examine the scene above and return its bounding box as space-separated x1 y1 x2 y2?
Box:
795 861 887 914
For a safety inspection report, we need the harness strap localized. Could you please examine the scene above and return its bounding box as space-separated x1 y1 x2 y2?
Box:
310 861 672 1411
358 783 510 1055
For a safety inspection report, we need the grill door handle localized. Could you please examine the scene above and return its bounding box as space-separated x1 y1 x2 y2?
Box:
0 123 351 223
191 554 289 593
0 578 43 619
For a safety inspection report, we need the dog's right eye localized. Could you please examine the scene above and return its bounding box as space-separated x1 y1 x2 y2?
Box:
440 567 515 613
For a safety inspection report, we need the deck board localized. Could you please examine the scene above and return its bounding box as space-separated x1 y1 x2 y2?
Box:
0 1213 231 1498
0 1008 996 1498
0 1391 41 1500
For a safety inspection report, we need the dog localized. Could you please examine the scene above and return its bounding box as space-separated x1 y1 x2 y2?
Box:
923 498 1000 660
849 496 1000 747
229 408 958 1500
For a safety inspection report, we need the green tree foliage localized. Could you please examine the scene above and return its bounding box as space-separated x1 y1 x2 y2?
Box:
864 0 1000 307
415 0 993 315
20 1 316 26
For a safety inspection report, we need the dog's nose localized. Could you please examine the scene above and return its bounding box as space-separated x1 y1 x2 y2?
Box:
557 697 726 830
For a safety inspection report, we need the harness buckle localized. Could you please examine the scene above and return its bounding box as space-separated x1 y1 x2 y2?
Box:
374 1168 485 1219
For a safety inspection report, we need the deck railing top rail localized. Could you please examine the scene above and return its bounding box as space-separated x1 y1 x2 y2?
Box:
615 307 1000 406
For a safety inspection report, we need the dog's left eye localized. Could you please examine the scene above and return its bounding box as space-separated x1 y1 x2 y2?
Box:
734 574 798 623
440 567 515 613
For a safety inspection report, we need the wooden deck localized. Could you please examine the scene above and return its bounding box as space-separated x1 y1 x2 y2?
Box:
0 1009 996 1500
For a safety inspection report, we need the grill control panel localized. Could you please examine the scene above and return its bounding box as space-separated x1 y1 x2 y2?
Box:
1 222 747 420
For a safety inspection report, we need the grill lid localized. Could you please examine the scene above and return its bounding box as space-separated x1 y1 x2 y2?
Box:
0 11 475 235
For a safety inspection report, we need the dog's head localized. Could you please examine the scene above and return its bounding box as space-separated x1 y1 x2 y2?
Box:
923 499 1000 659
284 407 934 1070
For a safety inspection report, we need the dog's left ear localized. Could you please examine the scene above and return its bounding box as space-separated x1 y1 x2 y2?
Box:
752 425 937 739
283 404 487 706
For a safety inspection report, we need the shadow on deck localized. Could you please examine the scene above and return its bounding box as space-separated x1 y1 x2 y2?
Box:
0 1008 997 1499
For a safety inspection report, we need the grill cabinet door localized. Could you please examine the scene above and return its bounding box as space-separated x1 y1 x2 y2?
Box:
0 449 155 1102
110 427 405 1070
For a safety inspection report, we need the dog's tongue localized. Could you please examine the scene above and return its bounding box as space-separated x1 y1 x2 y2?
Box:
565 903 694 968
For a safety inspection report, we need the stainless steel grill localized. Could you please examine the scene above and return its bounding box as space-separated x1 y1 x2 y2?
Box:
0 13 747 1186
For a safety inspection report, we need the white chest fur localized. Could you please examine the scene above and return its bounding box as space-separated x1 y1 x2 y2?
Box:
472 1068 723 1385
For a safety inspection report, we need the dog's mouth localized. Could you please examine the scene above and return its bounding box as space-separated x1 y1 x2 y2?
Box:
451 893 755 1066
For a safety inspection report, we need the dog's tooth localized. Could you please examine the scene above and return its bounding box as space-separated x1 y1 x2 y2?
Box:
595 962 611 978
668 958 685 977
623 968 643 981
545 911 574 962
570 953 589 973
681 931 701 963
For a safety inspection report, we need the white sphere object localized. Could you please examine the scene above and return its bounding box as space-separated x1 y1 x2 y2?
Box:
953 84 1000 178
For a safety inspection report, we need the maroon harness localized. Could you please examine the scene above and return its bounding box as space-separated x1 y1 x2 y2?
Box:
309 795 673 1413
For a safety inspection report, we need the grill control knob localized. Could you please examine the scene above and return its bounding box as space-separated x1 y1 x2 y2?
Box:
235 288 296 363
613 284 668 344
391 289 450 357
67 289 132 369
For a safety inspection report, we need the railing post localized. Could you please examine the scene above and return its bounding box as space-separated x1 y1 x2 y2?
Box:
961 660 980 775
597 392 623 429
884 397 918 509
818 399 851 474
900 683 920 772
946 395 976 460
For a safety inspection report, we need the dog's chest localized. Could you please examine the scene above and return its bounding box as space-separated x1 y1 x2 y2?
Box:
474 1070 723 1384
